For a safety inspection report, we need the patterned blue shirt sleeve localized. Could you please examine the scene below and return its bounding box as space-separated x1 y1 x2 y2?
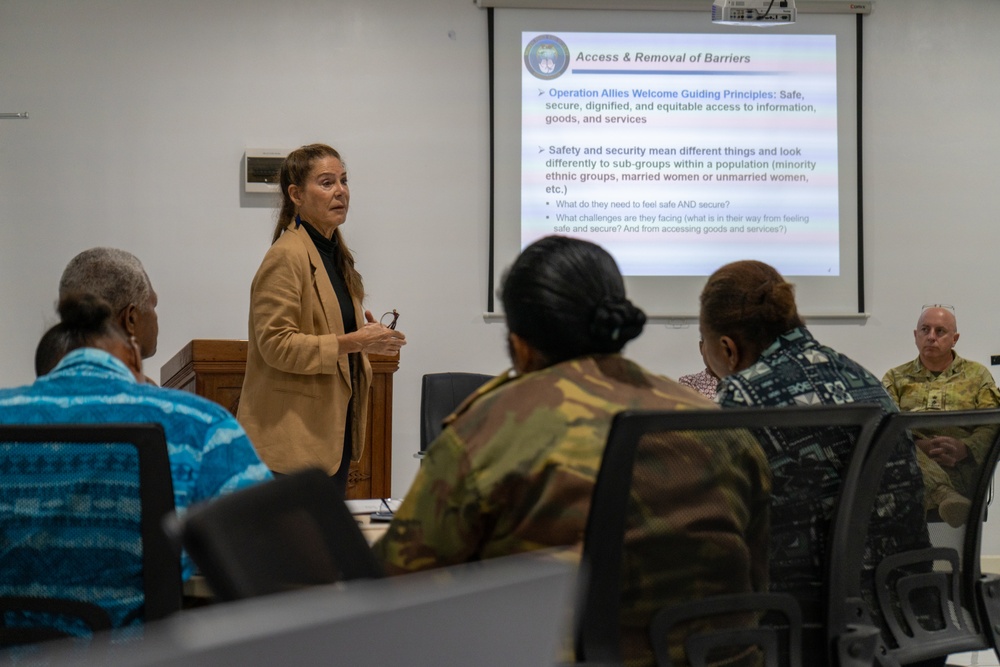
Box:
195 416 272 504
0 348 274 608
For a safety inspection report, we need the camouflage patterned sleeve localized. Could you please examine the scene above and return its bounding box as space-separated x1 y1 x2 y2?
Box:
963 367 1000 464
975 367 1000 409
965 434 999 466
370 427 483 574
881 369 902 406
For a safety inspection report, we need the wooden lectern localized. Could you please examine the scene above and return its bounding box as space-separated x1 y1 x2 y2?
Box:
161 340 397 500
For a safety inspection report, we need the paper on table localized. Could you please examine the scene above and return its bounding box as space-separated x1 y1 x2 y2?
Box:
344 498 402 515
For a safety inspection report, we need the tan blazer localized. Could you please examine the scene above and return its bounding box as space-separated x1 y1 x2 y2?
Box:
237 223 372 475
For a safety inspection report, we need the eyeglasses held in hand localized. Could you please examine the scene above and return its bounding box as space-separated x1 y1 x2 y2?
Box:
380 309 400 330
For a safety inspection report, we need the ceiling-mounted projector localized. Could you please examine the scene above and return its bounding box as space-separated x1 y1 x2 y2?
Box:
712 0 796 26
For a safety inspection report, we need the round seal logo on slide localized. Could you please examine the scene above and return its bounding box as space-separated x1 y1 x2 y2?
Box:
524 34 570 80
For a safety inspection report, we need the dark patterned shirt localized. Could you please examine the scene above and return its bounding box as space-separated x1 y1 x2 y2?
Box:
716 327 929 617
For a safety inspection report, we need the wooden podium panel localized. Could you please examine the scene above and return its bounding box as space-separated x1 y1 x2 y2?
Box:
161 340 397 500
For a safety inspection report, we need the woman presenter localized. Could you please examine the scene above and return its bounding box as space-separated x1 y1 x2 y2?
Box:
238 144 405 497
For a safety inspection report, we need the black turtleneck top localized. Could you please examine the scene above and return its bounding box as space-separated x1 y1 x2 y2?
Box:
297 217 358 478
298 218 358 336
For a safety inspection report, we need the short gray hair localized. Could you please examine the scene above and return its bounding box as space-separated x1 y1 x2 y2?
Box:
59 247 153 314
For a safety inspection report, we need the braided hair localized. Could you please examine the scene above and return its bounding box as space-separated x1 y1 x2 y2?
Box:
500 236 646 366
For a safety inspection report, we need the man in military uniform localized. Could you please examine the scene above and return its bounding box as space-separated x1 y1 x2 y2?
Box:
882 305 1000 526
372 237 771 667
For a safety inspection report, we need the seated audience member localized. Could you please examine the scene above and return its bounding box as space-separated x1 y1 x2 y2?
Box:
882 305 1000 527
373 236 771 666
678 339 720 400
58 247 159 381
0 293 271 625
699 261 929 642
34 323 70 377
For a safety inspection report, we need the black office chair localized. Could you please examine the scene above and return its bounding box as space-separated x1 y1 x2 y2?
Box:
827 408 1000 666
418 372 493 457
167 468 383 601
576 405 885 667
0 423 180 647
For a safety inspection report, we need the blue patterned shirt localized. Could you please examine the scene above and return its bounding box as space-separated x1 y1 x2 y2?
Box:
716 327 928 617
0 348 271 627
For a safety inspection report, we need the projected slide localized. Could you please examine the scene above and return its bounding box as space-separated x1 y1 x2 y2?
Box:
521 31 839 277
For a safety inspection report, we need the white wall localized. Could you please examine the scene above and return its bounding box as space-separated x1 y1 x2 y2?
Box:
2 0 1000 548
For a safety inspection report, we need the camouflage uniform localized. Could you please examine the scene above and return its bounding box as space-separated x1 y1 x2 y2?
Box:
882 354 1000 501
372 354 771 667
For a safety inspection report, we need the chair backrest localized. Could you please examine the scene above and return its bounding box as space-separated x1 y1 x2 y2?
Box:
827 408 1000 665
576 404 885 666
170 468 383 601
0 423 180 645
419 372 492 452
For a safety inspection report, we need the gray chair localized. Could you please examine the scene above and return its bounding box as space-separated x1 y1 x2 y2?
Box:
577 405 885 667
417 372 492 458
827 408 1000 666
167 468 383 602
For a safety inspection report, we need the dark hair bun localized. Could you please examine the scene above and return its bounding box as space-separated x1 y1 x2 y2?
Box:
57 292 114 335
591 297 646 350
700 260 803 359
750 279 797 324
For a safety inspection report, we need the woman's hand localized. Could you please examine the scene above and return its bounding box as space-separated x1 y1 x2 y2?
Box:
340 310 407 355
